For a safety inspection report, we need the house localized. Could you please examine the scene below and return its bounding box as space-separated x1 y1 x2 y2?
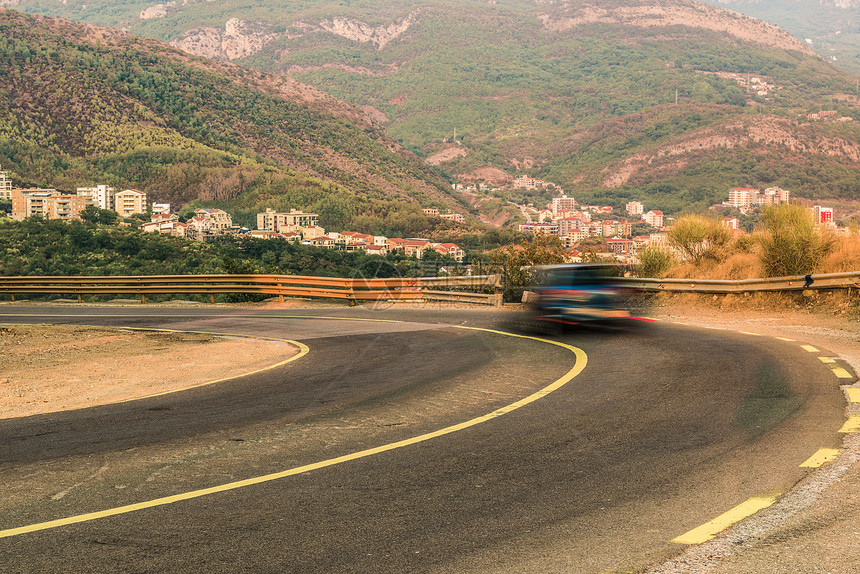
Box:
141 219 187 238
439 212 465 223
431 243 465 262
298 225 326 240
403 239 431 259
309 236 336 248
626 201 644 216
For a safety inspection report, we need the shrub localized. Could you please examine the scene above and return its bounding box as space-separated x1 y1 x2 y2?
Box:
668 214 732 264
638 246 676 278
756 203 836 277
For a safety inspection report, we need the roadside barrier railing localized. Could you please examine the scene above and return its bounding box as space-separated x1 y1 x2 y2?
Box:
0 274 503 306
619 271 860 294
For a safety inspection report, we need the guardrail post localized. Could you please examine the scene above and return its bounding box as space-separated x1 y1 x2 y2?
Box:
10 293 15 302
141 294 146 304
77 294 82 304
210 294 215 304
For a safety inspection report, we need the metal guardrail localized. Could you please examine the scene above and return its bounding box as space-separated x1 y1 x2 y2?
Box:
620 271 860 294
0 274 503 306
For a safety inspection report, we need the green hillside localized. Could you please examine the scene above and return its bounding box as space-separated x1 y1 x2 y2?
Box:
0 8 467 233
6 0 860 216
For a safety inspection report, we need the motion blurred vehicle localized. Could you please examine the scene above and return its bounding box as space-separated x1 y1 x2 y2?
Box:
523 263 634 328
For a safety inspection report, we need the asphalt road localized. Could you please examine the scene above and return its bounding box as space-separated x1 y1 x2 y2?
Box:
0 305 848 573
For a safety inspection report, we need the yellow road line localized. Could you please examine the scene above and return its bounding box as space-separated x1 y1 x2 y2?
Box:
832 367 853 380
800 345 819 353
671 496 779 545
818 357 836 364
0 326 587 539
846 388 860 403
800 448 840 468
739 331 761 336
776 337 795 342
838 415 860 433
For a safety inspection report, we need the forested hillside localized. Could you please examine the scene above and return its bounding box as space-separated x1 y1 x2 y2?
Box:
0 9 467 233
4 1 860 216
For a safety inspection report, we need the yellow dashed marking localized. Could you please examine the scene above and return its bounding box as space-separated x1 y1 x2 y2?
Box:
838 416 860 433
0 326 587 539
739 331 761 336
846 388 860 403
776 337 795 342
832 368 853 380
818 357 836 364
671 496 779 545
800 448 840 468
801 345 819 353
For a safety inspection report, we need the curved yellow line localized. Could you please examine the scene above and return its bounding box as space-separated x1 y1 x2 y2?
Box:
0 326 587 539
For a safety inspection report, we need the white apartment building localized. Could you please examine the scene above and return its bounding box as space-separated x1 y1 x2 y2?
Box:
113 189 147 217
552 194 577 215
0 166 12 200
642 210 664 227
626 201 644 216
76 184 115 211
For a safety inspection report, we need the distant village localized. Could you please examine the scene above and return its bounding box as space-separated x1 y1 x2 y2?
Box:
0 168 466 263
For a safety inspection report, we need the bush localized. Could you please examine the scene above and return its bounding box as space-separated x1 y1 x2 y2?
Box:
668 214 732 264
756 203 836 277
638 246 676 278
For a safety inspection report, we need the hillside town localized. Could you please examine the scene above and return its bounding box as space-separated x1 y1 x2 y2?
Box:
0 168 467 262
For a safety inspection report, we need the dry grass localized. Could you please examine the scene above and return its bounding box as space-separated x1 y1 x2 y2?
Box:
822 235 860 273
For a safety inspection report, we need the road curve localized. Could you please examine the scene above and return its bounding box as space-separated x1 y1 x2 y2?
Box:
0 306 848 573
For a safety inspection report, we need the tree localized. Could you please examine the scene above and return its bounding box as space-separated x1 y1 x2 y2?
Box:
80 205 118 225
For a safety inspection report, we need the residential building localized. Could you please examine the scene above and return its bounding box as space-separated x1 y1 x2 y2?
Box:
727 188 759 211
114 189 147 217
0 166 12 200
431 243 465 262
552 194 578 215
256 208 319 233
11 188 87 222
642 210 664 227
152 203 171 214
141 219 187 238
722 217 739 230
518 223 559 235
812 205 834 224
76 185 115 211
422 208 440 216
299 225 326 240
606 238 634 254
439 212 465 223
626 201 644 216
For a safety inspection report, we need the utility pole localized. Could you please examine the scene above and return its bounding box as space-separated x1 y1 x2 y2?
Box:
675 89 679 105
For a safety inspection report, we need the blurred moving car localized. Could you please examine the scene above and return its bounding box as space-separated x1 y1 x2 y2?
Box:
524 263 634 327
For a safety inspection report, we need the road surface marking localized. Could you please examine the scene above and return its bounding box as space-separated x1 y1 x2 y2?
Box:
846 388 860 403
831 367 853 380
739 331 761 336
671 496 779 545
0 326 587 539
800 345 819 353
838 416 860 433
818 357 836 364
776 337 795 342
800 448 840 468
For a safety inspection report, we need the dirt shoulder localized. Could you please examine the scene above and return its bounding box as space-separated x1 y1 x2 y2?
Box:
1 324 299 419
